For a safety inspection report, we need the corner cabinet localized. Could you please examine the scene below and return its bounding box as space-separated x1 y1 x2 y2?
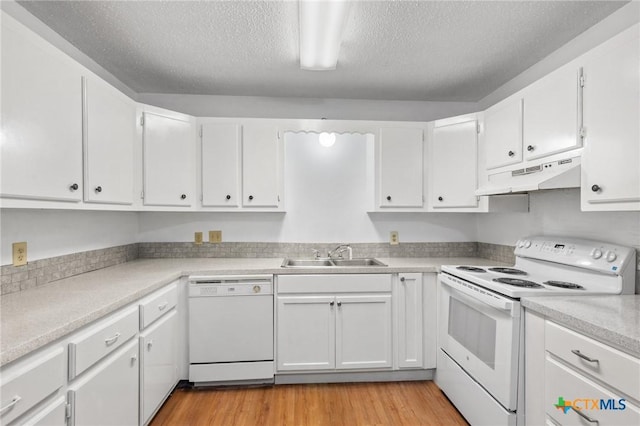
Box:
142 108 196 207
200 121 284 211
1 13 83 202
377 127 425 209
276 275 392 372
580 23 640 211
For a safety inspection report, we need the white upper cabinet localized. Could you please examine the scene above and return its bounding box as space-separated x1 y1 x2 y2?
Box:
1 13 83 202
484 98 523 170
143 110 195 207
430 118 479 209
83 76 135 205
581 24 640 211
201 123 241 207
378 127 424 208
522 66 582 161
242 124 282 208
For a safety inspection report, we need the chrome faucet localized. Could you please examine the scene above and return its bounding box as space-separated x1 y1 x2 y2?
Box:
328 244 352 260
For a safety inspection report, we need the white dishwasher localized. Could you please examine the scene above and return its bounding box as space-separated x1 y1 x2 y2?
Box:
188 275 274 385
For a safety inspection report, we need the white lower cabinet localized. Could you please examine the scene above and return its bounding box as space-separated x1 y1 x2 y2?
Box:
67 339 139 426
140 310 178 425
396 273 423 369
20 396 66 426
276 274 392 372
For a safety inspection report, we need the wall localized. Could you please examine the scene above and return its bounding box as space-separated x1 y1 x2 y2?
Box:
476 189 640 250
0 209 139 264
137 133 477 243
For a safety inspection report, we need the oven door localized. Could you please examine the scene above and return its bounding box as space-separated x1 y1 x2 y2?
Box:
438 272 521 411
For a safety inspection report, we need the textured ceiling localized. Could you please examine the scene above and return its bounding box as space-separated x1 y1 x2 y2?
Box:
17 0 628 101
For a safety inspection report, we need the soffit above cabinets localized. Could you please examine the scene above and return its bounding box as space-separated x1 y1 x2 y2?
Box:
16 0 628 102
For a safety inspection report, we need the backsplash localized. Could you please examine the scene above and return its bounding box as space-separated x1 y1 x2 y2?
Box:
1 241 516 295
1 244 138 295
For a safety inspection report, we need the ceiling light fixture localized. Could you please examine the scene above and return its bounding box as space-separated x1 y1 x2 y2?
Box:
299 0 353 71
318 132 336 147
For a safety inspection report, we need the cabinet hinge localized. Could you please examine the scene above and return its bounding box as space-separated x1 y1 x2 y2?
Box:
140 191 144 199
278 195 281 202
200 126 203 138
476 122 481 134
579 127 587 139
140 115 144 126
65 403 72 419
579 75 585 88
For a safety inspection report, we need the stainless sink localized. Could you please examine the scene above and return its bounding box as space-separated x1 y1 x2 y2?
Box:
281 258 387 268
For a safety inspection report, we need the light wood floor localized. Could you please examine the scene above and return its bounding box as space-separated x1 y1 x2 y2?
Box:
150 381 468 426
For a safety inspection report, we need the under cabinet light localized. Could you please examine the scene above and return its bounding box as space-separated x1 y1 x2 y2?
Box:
319 132 336 147
299 0 353 70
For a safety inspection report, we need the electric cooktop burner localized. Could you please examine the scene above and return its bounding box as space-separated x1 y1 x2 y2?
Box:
493 277 543 288
488 267 528 275
456 266 486 272
543 280 585 290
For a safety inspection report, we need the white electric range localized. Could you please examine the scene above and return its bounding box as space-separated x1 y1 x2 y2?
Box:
435 236 636 426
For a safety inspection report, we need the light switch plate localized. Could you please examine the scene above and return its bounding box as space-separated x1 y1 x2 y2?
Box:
390 231 399 245
12 242 27 266
209 230 222 243
194 232 203 245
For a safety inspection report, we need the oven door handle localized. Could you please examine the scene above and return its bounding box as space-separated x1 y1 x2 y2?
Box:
440 274 518 316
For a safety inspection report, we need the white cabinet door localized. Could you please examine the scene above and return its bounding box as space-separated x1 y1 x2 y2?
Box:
431 120 479 208
68 339 139 426
276 296 335 371
242 124 281 208
581 24 640 211
143 112 195 206
1 14 83 202
84 76 135 205
484 99 523 170
397 273 423 369
201 123 241 207
378 127 424 208
523 67 581 161
335 295 392 370
140 311 177 425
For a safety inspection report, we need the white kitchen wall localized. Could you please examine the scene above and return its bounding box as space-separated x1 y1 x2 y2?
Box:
476 189 640 250
137 133 477 243
0 209 139 264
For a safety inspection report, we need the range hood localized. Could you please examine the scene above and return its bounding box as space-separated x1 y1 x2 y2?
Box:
476 155 581 196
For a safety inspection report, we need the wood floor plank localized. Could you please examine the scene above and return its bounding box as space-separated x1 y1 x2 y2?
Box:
150 381 468 426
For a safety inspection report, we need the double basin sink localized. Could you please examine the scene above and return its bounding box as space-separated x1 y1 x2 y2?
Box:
281 258 387 268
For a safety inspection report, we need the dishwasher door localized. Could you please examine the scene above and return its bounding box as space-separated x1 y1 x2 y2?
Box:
189 292 274 364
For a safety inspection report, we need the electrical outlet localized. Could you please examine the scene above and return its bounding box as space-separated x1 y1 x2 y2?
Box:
194 232 203 245
12 242 27 266
390 231 399 245
209 230 222 243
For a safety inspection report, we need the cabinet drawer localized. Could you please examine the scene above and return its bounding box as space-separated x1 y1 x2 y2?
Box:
139 283 177 329
546 355 640 425
21 396 66 426
68 306 138 379
545 321 640 400
0 347 65 425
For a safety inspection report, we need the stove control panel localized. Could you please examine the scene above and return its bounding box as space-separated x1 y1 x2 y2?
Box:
515 236 635 275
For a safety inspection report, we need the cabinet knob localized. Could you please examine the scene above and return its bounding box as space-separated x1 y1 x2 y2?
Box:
95 186 102 193
226 194 231 200
527 145 535 152
400 277 405 282
591 184 601 193
508 151 515 157
438 196 443 202
248 195 254 201
147 340 153 349
337 301 342 307
386 195 391 201
330 301 335 306
180 194 187 200
69 183 79 191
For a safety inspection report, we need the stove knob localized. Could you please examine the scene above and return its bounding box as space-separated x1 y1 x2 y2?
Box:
591 248 603 259
523 240 532 248
517 240 524 248
605 251 617 262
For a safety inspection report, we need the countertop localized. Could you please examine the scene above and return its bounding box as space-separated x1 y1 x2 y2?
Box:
522 295 640 357
0 256 492 367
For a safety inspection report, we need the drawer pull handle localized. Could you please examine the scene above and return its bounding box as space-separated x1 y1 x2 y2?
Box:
0 396 21 414
571 349 599 363
158 302 169 311
572 406 599 424
104 332 121 346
